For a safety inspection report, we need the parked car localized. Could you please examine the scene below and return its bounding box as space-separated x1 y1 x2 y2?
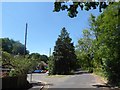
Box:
33 69 48 73
33 69 43 73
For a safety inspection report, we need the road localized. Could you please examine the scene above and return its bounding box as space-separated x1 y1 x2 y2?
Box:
48 74 97 88
27 71 110 90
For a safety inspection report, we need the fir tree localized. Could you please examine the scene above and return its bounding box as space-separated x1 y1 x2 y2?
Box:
49 27 77 75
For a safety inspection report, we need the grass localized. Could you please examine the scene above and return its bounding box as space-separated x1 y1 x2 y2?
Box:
93 69 108 84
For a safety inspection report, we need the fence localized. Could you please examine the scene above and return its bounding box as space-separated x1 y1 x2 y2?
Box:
1 75 29 89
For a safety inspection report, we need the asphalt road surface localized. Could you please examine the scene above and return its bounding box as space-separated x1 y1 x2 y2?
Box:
27 71 113 90
48 74 97 88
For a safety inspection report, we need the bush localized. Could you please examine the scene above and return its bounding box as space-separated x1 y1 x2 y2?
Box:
1 51 13 69
105 58 120 86
1 51 39 77
9 56 38 76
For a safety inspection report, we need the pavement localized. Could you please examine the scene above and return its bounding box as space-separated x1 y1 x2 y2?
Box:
27 73 69 90
27 70 118 90
27 73 45 90
27 81 44 90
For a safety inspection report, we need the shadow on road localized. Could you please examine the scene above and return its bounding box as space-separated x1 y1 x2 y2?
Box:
31 82 45 87
92 84 120 90
74 71 90 75
93 84 111 88
74 69 90 75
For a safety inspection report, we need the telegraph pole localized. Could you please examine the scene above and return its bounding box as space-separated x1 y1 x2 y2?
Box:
24 23 28 58
24 23 32 82
49 48 51 57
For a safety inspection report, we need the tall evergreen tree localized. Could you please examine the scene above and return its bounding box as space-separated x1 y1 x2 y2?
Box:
49 27 77 75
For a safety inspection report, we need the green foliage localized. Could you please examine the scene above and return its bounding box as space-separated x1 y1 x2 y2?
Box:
12 41 29 55
1 38 29 55
40 55 49 63
1 38 13 53
28 53 49 63
9 69 20 77
76 29 93 72
53 2 112 18
49 27 77 75
1 51 14 68
48 56 54 75
76 2 120 86
1 51 38 77
1 38 47 77
8 55 38 76
101 3 120 85
28 53 41 61
105 57 120 85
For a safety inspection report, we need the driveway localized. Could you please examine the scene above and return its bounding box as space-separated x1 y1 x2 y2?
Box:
27 71 111 90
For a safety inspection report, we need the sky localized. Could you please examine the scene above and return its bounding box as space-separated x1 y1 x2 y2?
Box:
2 2 100 56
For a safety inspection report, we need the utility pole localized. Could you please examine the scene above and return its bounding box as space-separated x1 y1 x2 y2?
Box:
24 23 28 58
49 48 51 57
24 23 32 82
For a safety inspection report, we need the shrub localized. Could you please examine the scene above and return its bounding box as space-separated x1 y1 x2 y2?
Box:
105 58 120 86
9 56 38 76
1 51 39 77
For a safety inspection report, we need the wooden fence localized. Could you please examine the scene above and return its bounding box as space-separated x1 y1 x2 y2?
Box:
1 75 31 89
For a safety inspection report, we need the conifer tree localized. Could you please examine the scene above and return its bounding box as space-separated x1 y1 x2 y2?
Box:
49 27 77 75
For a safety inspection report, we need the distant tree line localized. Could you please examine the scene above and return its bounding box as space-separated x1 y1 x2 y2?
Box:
0 38 49 77
0 38 29 55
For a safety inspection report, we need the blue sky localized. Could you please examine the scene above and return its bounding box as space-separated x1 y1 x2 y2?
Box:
2 2 100 56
